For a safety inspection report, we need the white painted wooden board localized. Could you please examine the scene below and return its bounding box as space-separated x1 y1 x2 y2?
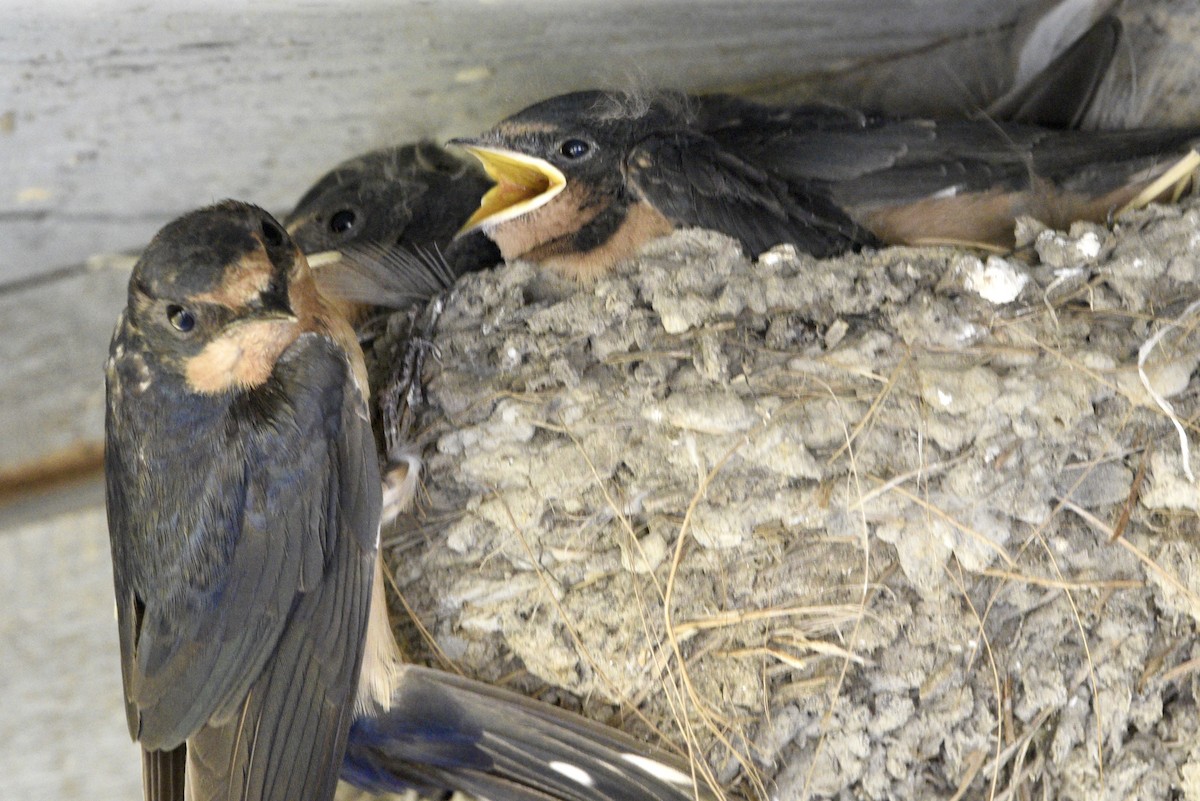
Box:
0 481 142 801
0 257 129 474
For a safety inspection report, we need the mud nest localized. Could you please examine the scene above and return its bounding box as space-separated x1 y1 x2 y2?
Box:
363 199 1200 801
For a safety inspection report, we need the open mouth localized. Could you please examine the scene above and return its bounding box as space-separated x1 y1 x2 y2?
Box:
453 143 566 233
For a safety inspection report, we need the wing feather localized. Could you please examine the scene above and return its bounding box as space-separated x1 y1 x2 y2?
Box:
106 331 380 801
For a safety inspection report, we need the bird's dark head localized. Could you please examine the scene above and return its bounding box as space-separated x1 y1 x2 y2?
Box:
284 142 481 254
118 200 309 395
450 90 689 263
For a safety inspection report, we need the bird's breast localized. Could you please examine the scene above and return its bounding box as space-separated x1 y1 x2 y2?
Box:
535 199 674 280
183 318 301 395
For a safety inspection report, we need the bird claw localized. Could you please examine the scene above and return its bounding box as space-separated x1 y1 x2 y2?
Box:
379 294 446 460
354 312 393 348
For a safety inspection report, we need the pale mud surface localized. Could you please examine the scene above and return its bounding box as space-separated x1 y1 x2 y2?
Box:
364 200 1200 801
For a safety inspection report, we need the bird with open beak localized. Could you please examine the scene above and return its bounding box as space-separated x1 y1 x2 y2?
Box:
451 89 1200 280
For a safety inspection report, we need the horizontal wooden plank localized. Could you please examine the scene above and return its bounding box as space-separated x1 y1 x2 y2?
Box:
0 255 130 475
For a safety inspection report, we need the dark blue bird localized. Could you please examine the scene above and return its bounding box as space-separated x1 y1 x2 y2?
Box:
105 201 718 801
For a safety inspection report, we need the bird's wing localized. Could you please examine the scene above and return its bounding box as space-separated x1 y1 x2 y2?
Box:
693 93 1045 202
987 11 1121 129
106 332 380 801
343 665 718 801
625 128 874 258
696 92 1200 206
692 99 1016 203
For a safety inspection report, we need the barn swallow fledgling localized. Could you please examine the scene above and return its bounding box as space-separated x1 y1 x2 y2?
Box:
283 142 497 479
284 140 501 311
451 90 1200 279
106 202 719 801
104 201 382 801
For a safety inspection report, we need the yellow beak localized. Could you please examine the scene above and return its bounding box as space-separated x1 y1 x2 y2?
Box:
454 144 567 234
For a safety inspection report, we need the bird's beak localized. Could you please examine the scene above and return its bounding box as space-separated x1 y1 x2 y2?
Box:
249 306 297 323
249 284 295 320
449 140 567 235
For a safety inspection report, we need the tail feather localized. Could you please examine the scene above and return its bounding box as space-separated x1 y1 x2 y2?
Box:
142 746 186 801
344 665 719 801
987 11 1121 128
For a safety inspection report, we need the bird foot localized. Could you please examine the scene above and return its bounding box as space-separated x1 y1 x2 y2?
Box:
379 294 445 461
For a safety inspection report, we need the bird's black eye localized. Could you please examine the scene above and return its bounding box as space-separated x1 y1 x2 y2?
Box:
166 305 196 333
260 219 284 247
558 139 591 159
329 209 357 235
